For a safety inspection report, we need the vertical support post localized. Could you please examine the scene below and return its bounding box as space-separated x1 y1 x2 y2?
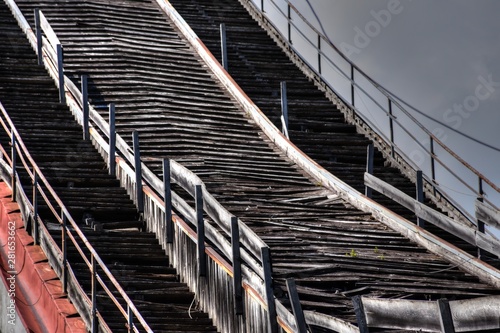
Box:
261 0 264 12
108 103 116 177
163 159 173 244
286 279 307 333
287 4 292 44
11 133 17 202
280 81 289 138
82 75 89 140
127 305 133 333
91 255 97 333
365 143 374 198
62 211 68 294
351 65 355 106
388 98 395 157
57 44 65 104
33 172 39 245
195 185 206 277
220 23 228 71
430 137 436 195
352 295 369 333
317 35 322 74
231 217 243 315
477 178 485 259
261 247 278 333
132 131 144 213
416 170 426 228
34 9 43 65
438 299 456 333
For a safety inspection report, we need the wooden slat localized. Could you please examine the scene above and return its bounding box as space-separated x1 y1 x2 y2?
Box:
476 200 500 229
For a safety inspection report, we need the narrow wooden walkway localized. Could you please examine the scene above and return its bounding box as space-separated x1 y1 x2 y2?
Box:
5 0 500 330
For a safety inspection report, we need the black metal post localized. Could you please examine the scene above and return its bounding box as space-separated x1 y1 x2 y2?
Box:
317 35 322 74
280 81 289 138
108 103 116 177
286 279 307 333
62 211 68 294
195 185 206 277
34 9 42 65
11 132 17 202
91 255 97 333
220 23 228 71
287 4 292 44
132 131 144 213
430 137 436 195
438 299 456 333
351 65 355 106
82 75 89 140
231 217 243 315
57 44 65 104
365 143 374 198
163 159 173 244
477 178 485 259
388 99 395 157
416 170 426 228
352 295 369 333
261 247 278 333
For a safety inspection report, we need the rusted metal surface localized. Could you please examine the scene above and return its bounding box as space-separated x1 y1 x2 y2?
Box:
2 0 500 331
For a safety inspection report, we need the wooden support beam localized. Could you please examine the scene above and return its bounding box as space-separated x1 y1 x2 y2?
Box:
438 299 455 333
132 131 144 213
352 295 369 333
163 159 173 244
365 144 374 198
108 103 116 177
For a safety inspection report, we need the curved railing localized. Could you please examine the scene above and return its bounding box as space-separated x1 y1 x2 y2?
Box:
244 0 499 224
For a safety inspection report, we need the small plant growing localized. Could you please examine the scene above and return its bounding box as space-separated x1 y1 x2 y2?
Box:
346 249 358 258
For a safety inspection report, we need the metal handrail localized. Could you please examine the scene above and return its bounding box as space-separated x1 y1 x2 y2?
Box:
250 0 499 215
0 102 152 332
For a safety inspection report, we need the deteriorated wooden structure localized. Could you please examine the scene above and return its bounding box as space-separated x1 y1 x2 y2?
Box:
1 0 499 332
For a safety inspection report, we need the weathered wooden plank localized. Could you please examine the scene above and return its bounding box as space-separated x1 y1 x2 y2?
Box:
39 10 61 47
476 200 500 230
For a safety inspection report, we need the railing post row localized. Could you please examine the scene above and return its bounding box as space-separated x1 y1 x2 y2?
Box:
11 132 16 202
220 23 228 71
33 171 39 245
286 278 307 333
416 170 426 228
91 254 98 333
261 246 278 333
132 131 144 213
56 44 65 104
280 81 289 139
61 211 68 294
82 75 89 140
365 143 374 198
163 159 173 244
195 185 206 277
109 103 116 177
34 8 42 65
230 217 243 315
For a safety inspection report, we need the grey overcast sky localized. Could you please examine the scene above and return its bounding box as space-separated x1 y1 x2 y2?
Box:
284 0 500 208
